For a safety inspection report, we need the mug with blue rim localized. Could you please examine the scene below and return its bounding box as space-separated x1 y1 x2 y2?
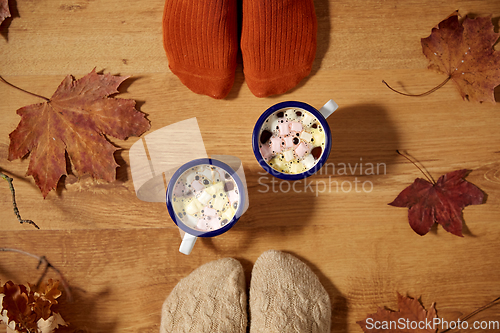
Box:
252 100 338 181
166 158 246 255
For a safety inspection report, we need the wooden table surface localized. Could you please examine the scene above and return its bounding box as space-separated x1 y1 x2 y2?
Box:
2 0 500 332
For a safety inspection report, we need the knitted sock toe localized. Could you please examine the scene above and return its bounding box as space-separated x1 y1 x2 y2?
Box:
241 0 317 97
160 258 247 333
162 0 238 99
249 250 331 332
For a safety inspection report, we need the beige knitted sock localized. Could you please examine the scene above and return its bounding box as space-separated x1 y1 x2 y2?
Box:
160 258 247 333
249 250 331 333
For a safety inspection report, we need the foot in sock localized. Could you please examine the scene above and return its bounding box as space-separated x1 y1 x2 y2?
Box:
241 0 317 97
160 258 247 333
249 250 331 332
162 0 238 99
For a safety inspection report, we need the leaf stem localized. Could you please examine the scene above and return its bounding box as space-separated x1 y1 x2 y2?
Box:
1 171 40 229
0 247 73 302
396 150 436 184
439 296 500 333
0 75 50 102
382 76 451 97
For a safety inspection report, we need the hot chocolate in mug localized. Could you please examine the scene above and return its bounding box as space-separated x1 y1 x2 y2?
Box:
166 158 246 255
252 100 338 180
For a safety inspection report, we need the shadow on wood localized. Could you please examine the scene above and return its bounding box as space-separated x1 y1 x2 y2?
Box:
57 286 118 333
327 103 400 182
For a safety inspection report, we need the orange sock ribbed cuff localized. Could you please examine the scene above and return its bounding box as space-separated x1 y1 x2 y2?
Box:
241 0 317 98
162 0 238 99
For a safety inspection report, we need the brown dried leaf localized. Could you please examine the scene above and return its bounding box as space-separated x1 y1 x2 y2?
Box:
8 69 150 197
357 293 437 332
29 279 62 320
1 281 37 332
33 279 62 305
0 280 67 332
421 11 500 102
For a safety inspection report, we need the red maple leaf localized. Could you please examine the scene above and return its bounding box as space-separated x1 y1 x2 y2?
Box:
0 0 10 25
357 293 437 333
389 169 484 237
421 11 500 103
8 69 150 197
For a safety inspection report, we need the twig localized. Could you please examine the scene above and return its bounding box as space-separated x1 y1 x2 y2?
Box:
0 247 73 302
382 76 451 97
439 296 500 333
0 75 50 102
1 171 39 229
396 150 436 184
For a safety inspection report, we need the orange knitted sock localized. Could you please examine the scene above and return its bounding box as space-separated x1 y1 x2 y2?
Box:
241 0 317 98
162 0 238 99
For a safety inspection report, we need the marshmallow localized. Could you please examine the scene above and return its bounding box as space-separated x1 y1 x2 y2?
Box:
185 172 195 185
173 181 186 197
208 217 221 230
212 196 226 211
285 108 297 119
270 117 280 132
184 214 198 228
260 143 273 159
222 207 235 221
197 190 212 205
201 168 213 180
186 199 202 215
227 190 239 205
295 142 309 157
283 136 294 148
205 182 224 195
278 122 290 136
203 206 217 216
302 113 314 126
270 156 286 171
313 132 324 145
217 168 226 181
270 137 283 153
300 131 313 142
191 180 205 192
283 150 294 162
301 154 315 169
290 121 303 132
290 162 303 174
196 217 209 230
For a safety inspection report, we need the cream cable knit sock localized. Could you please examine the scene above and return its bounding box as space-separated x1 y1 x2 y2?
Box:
249 250 331 333
160 258 247 333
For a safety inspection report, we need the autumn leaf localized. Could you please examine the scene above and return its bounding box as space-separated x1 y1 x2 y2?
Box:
421 11 500 102
0 0 10 25
0 279 67 333
1 281 38 332
8 69 150 197
389 169 484 237
357 293 437 333
34 280 62 306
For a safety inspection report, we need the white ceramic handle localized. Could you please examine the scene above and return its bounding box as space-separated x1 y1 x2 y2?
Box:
318 99 338 119
179 233 197 255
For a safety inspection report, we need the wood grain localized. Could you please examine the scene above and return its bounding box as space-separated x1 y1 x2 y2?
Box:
1 0 500 332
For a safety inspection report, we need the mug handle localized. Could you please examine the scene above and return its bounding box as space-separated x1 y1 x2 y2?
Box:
318 99 338 119
179 233 197 255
